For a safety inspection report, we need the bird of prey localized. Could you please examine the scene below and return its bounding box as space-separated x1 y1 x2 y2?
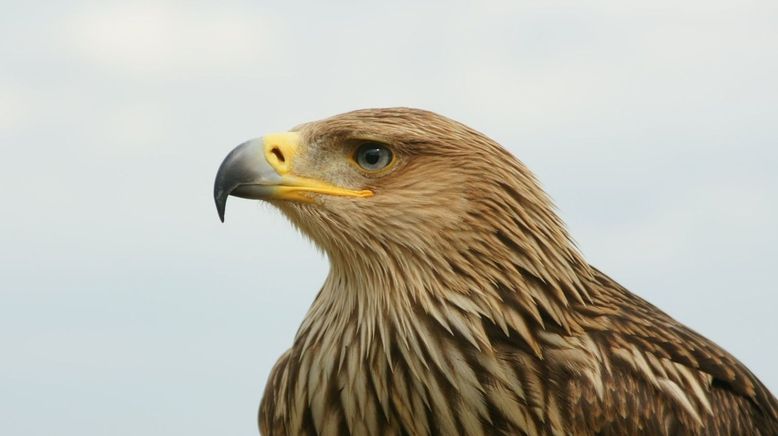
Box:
214 108 778 435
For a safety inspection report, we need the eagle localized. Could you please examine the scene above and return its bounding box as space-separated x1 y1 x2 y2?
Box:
214 108 778 435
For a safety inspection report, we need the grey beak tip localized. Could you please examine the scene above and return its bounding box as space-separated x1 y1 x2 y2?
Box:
214 147 240 223
214 138 266 223
214 187 227 223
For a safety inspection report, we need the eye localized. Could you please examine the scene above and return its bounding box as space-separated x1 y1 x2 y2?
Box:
354 142 393 172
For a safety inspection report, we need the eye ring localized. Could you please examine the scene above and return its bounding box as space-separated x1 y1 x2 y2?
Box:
354 142 394 172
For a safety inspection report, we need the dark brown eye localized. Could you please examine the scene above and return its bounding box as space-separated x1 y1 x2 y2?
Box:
355 143 393 171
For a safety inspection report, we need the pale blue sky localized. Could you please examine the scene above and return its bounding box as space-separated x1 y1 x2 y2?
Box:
1 1 776 435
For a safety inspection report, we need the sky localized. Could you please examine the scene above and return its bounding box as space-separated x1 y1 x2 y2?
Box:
1 1 776 435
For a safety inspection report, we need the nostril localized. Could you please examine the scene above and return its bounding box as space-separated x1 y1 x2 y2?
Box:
271 146 285 163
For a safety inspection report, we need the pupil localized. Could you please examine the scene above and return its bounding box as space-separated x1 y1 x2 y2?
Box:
365 149 380 165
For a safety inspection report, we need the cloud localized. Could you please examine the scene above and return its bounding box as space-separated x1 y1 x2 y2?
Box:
64 2 275 76
0 77 34 131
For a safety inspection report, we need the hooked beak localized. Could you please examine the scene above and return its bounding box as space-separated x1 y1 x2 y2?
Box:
213 132 372 222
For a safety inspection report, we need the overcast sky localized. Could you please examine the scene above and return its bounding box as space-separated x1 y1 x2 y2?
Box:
1 1 777 435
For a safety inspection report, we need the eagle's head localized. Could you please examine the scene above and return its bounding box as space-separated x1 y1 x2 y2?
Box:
215 108 586 295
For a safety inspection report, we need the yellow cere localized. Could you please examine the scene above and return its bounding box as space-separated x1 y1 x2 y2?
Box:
263 132 300 175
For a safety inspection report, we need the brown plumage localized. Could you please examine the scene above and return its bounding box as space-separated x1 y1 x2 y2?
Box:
215 108 778 435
